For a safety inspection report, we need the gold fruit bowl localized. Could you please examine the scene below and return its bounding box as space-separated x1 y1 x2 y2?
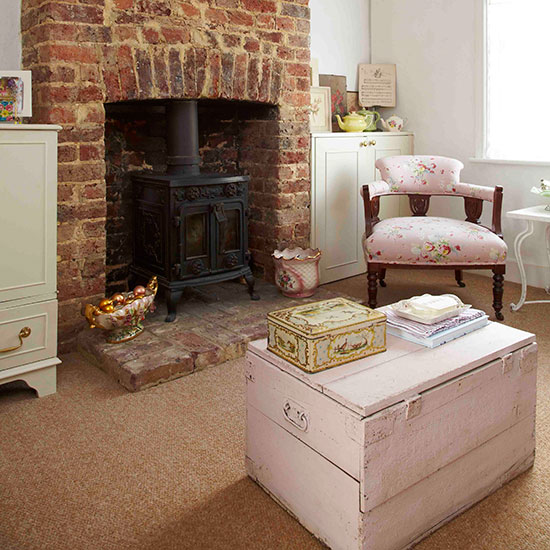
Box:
82 276 158 344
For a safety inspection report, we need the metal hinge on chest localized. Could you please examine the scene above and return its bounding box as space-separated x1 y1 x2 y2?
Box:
405 395 423 420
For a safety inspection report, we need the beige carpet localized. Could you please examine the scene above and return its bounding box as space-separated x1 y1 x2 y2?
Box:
1 271 549 550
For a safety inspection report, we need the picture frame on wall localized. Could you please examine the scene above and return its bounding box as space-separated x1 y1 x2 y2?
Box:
0 70 32 122
309 86 331 133
310 58 320 87
319 74 347 132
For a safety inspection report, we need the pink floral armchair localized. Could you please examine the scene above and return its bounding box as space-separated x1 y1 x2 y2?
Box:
362 155 506 319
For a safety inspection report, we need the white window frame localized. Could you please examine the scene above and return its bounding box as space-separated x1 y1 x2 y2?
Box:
471 0 550 167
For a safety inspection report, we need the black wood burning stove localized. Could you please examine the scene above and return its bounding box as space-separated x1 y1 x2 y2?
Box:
131 100 259 321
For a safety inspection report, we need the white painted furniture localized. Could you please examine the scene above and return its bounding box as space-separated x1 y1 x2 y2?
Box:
507 205 550 311
311 132 414 283
0 125 61 397
246 323 537 550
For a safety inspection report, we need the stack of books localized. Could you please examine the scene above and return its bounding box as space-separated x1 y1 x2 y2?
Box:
378 304 489 348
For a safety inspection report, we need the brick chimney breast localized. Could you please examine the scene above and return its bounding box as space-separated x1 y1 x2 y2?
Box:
21 0 312 350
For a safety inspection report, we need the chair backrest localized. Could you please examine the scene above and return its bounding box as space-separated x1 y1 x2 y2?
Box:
365 155 503 237
375 155 464 195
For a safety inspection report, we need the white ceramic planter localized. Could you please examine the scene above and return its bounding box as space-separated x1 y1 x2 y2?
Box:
272 248 321 298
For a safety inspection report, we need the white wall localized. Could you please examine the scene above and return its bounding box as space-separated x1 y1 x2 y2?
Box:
0 0 21 69
310 0 370 90
371 0 550 288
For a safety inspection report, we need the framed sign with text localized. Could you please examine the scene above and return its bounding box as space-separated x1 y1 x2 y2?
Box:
359 64 396 107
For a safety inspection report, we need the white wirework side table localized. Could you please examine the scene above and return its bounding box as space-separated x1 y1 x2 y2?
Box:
506 205 550 311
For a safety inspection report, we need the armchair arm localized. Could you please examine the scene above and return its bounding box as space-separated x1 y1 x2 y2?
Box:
362 180 391 198
456 182 496 202
362 184 376 238
492 185 503 238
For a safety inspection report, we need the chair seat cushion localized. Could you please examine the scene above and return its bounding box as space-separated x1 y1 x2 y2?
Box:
363 216 507 265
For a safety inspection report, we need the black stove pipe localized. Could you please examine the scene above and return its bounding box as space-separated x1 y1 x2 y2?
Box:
166 100 201 175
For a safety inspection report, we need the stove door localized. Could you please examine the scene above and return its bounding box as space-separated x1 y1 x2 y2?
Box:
179 205 212 278
212 201 245 273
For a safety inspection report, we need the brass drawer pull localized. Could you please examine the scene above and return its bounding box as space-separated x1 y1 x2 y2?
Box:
0 327 32 354
360 140 377 147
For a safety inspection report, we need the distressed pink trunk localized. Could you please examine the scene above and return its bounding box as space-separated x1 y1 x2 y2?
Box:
246 323 537 550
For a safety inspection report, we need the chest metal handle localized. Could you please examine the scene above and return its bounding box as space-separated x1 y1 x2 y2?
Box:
0 327 32 354
283 401 309 432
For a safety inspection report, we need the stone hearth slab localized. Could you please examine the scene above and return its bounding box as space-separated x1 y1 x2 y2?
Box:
77 280 356 392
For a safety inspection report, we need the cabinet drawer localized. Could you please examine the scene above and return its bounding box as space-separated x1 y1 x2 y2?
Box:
0 300 57 372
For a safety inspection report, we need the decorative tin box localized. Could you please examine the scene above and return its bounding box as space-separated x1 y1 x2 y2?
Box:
267 298 386 373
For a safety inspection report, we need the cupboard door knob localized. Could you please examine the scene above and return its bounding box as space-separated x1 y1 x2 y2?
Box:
0 327 31 354
360 140 377 147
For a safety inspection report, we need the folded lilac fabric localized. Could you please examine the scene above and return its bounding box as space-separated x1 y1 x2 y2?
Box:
378 306 486 339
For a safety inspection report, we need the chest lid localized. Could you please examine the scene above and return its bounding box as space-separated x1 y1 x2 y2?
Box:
267 298 385 338
249 322 535 417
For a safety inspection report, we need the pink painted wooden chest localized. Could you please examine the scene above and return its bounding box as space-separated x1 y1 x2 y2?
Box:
245 322 537 550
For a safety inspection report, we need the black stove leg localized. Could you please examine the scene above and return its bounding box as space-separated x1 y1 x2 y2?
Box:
165 289 183 322
244 271 260 300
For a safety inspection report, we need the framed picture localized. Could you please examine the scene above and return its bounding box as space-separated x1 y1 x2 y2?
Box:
358 64 396 107
0 70 32 121
310 86 331 133
310 58 319 87
347 91 360 114
319 74 347 132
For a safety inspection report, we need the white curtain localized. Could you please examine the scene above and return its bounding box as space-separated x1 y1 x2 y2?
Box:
486 0 549 161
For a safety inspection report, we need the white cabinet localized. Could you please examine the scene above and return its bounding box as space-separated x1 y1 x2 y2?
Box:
311 132 413 283
0 125 61 397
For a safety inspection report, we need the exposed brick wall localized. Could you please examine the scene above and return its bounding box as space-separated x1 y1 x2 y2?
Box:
20 0 311 350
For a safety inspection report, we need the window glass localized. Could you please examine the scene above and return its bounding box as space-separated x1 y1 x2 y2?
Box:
486 0 549 161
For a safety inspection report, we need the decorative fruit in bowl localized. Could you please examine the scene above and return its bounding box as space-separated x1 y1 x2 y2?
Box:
82 276 158 344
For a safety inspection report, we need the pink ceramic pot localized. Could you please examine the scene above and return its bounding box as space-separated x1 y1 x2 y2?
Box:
272 247 322 298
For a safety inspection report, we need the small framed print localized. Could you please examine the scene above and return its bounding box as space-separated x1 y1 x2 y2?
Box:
0 70 32 121
310 57 319 87
310 86 331 133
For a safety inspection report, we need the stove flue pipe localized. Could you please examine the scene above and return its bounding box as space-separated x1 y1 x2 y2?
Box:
166 100 201 175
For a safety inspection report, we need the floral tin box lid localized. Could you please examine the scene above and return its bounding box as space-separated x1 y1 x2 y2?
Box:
267 298 386 338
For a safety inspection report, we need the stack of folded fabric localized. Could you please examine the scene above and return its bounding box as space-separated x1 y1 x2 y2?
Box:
378 304 489 348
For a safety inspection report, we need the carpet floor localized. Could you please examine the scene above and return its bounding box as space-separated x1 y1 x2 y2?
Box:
1 271 549 550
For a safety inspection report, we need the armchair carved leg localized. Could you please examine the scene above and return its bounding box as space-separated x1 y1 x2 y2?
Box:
492 267 505 321
379 268 387 287
455 270 466 288
367 268 379 309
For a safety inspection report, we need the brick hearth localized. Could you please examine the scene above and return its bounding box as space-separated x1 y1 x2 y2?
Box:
21 0 312 350
77 281 349 391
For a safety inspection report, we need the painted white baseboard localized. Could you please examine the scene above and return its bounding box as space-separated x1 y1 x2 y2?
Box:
470 259 549 289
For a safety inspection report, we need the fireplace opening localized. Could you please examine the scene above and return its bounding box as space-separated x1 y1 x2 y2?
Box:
104 98 279 319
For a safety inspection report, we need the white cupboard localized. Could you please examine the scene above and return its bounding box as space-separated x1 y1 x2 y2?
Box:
0 125 61 397
311 132 413 283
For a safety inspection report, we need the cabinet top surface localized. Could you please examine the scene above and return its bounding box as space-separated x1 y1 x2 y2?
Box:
248 322 535 417
506 205 550 222
0 124 62 131
311 131 414 137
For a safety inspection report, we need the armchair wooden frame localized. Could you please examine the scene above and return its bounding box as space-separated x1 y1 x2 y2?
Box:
362 185 506 320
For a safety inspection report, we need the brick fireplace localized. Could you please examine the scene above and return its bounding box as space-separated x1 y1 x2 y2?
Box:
20 0 312 350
